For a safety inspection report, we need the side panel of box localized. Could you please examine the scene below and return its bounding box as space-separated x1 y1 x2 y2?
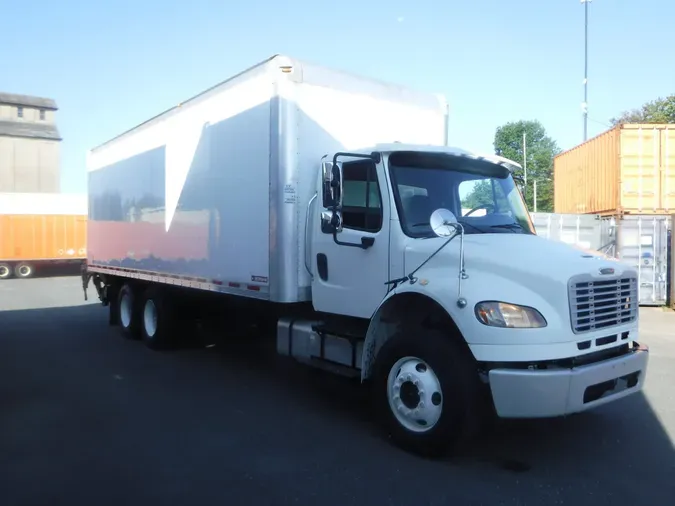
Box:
87 69 275 297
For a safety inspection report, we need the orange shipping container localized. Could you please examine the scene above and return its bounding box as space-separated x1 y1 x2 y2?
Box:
554 123 675 215
0 193 87 279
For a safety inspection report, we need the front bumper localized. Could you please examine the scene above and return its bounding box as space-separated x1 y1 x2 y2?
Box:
488 342 649 418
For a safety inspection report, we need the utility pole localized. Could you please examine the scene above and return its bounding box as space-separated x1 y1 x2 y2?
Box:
523 131 527 186
581 0 592 141
533 179 538 212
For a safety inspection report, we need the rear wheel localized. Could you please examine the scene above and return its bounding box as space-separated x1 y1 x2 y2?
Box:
117 283 141 339
14 263 33 279
0 263 12 280
140 287 175 350
372 328 483 459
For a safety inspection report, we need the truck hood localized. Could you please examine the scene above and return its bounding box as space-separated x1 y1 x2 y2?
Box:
404 233 634 291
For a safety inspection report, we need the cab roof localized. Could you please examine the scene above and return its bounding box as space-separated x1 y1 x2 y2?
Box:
347 143 523 172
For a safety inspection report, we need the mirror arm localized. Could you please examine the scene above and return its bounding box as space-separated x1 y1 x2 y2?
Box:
383 233 458 289
384 274 415 292
407 229 459 281
331 151 381 166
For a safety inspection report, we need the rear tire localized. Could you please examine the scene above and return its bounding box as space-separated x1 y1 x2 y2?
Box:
372 328 483 459
0 263 12 280
117 283 142 339
140 286 175 350
14 263 33 279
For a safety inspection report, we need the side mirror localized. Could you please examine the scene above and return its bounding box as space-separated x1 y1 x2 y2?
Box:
321 210 342 234
322 161 333 207
429 208 459 238
321 160 343 209
330 162 342 210
320 159 343 235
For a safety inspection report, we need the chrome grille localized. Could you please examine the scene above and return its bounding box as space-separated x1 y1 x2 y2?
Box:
568 275 638 334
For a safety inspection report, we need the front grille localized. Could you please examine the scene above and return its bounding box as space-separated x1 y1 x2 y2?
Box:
568 275 638 334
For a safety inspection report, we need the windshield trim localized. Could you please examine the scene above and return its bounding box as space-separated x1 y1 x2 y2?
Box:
385 151 536 239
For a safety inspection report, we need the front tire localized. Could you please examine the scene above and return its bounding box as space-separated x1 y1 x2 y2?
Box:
372 329 483 459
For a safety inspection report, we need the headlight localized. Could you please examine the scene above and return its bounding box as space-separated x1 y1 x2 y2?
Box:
474 301 547 328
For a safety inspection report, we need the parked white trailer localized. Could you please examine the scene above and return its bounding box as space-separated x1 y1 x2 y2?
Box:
83 55 649 458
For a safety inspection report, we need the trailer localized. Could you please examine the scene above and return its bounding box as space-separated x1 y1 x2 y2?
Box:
82 55 649 458
0 192 87 279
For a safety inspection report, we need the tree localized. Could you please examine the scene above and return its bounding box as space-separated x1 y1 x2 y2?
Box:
487 119 560 213
461 179 492 210
610 94 675 125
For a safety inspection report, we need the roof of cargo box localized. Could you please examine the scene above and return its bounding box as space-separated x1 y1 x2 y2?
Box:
351 143 522 172
90 54 449 153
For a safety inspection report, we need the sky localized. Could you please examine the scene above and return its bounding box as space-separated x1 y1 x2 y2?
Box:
1 0 673 194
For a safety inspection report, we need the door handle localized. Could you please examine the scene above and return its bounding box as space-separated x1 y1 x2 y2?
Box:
316 253 328 281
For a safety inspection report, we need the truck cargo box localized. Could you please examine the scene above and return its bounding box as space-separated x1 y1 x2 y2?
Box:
87 54 449 303
0 192 87 278
554 123 675 215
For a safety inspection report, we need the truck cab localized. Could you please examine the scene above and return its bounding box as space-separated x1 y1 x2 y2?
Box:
284 143 649 457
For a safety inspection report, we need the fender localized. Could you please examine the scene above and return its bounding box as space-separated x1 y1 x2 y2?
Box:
360 283 469 382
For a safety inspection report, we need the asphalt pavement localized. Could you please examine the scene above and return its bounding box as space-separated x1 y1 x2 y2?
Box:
1 274 674 506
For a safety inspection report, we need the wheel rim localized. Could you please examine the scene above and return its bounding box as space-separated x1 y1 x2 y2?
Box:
120 292 132 328
143 299 158 338
387 356 443 433
18 265 31 277
0 266 9 278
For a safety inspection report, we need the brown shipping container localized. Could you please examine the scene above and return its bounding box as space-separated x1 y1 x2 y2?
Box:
554 123 675 215
0 213 87 263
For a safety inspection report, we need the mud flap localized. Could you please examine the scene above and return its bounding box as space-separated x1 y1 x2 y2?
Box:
81 264 91 301
81 265 109 306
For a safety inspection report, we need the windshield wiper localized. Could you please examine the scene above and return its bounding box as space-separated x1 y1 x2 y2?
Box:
491 223 522 231
412 220 484 234
458 220 484 233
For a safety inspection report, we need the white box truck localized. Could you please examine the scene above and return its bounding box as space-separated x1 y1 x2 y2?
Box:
82 55 649 458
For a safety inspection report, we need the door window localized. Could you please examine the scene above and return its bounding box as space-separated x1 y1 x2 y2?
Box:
341 160 383 232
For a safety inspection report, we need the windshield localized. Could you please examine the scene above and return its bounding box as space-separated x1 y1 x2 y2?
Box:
387 151 535 238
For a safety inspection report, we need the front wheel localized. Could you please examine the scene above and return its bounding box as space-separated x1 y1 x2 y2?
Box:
386 356 445 433
372 329 483 458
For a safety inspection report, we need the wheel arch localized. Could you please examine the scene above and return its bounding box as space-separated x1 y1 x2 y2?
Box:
360 289 472 382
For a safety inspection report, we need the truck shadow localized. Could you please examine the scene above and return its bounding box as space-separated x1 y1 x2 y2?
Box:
203 317 675 486
1 303 673 504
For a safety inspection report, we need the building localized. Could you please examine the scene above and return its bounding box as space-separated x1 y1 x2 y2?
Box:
0 92 61 193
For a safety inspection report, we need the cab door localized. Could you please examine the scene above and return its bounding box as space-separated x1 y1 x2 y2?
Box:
310 157 391 318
